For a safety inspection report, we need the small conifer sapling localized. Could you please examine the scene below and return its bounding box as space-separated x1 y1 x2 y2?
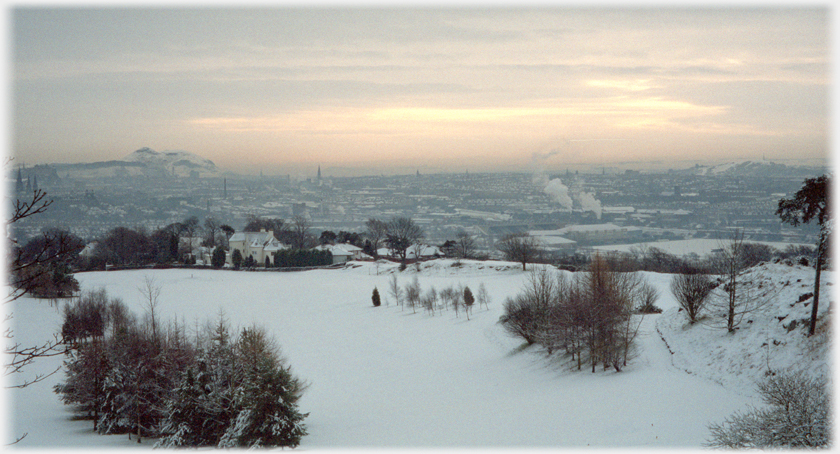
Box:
372 287 381 307
463 286 475 320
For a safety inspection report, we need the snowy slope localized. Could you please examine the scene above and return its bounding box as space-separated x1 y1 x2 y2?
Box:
4 259 828 448
656 262 832 392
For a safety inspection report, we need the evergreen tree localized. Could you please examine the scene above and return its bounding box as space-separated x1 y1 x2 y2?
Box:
372 287 381 307
463 286 475 320
54 340 109 430
777 174 831 336
231 249 243 269
211 246 226 268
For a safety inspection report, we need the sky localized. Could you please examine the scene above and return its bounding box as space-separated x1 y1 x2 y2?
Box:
9 6 831 176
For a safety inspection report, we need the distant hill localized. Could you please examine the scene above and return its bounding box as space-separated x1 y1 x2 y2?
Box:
44 147 223 180
674 160 825 178
122 147 219 174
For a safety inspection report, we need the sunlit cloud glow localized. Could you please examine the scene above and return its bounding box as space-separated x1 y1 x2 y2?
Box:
11 7 829 174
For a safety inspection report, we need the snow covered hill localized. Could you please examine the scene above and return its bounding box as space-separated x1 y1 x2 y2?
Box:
3 259 830 448
122 147 220 177
672 159 822 178
49 147 222 180
656 261 832 392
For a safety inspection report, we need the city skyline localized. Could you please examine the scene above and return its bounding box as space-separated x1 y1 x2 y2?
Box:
11 7 830 176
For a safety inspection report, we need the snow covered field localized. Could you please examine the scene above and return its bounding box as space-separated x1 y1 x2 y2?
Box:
3 259 830 448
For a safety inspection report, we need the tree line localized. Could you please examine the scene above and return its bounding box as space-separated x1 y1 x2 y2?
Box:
378 274 490 320
54 287 308 448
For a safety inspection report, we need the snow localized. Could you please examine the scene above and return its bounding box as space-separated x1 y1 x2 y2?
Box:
593 239 811 258
656 262 832 391
3 259 830 448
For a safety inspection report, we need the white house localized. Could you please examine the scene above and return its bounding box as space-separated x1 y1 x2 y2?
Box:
228 229 287 266
313 243 367 265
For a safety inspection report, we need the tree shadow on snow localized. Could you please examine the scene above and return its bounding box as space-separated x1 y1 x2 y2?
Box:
505 342 535 357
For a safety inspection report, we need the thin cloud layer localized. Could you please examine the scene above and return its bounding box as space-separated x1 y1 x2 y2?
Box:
12 7 829 174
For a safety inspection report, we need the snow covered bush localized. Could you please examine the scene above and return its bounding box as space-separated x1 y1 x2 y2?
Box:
56 289 309 448
218 327 308 448
706 371 830 448
157 323 308 448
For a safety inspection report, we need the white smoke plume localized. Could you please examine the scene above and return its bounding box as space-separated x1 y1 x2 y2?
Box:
543 178 573 210
575 191 602 220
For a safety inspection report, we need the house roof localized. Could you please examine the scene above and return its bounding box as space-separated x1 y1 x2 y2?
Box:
230 230 280 247
314 244 354 257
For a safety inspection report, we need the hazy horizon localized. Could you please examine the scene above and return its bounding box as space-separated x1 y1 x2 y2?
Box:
11 7 830 176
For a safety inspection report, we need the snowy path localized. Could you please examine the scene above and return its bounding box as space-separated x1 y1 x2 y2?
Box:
5 264 757 448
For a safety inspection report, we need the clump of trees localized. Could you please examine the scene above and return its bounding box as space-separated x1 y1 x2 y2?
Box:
385 217 424 264
498 256 654 372
706 371 830 448
381 272 490 321
11 228 84 299
496 232 543 271
54 290 308 448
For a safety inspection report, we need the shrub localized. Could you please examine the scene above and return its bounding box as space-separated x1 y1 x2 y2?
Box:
706 372 830 448
636 282 662 314
670 269 714 324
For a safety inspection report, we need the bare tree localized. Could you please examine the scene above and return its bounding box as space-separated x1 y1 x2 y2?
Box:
476 282 491 310
138 276 162 346
709 230 747 332
404 276 421 314
388 273 402 308
421 287 437 316
496 232 542 271
364 218 388 259
454 231 476 260
203 217 220 248
704 232 779 332
385 217 424 264
179 216 202 250
670 267 714 324
288 215 314 249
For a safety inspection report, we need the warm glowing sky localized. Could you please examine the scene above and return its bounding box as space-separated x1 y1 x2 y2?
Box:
11 6 830 176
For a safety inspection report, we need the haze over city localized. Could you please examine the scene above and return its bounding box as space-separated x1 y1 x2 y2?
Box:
12 7 829 176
